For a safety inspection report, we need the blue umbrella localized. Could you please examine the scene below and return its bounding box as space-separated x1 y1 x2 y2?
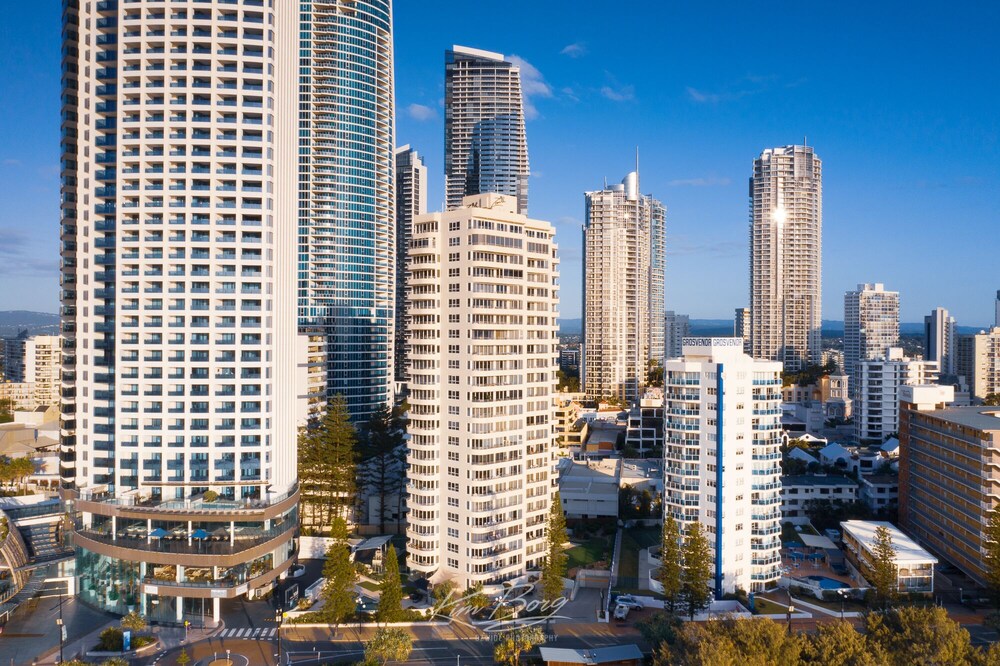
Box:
191 529 210 540
149 528 168 538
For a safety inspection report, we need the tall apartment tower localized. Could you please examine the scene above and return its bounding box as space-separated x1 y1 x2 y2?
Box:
60 2 300 622
749 146 822 372
582 172 666 402
734 307 750 351
1 334 62 408
844 283 899 382
956 328 1000 401
298 0 396 421
995 291 1000 328
445 46 529 214
663 338 783 595
664 312 691 359
855 348 939 443
405 193 558 588
393 145 427 389
924 307 957 376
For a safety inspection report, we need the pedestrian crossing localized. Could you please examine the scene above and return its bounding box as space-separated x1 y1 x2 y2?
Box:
218 627 278 639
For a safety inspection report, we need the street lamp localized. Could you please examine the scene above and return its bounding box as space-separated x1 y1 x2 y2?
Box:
786 605 795 635
837 589 847 620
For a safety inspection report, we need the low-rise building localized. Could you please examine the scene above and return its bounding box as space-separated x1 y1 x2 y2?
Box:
780 475 859 518
859 474 899 512
625 389 663 454
841 520 937 594
557 458 620 519
540 645 643 666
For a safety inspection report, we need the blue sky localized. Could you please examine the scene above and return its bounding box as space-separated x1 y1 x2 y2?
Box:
2 2 998 325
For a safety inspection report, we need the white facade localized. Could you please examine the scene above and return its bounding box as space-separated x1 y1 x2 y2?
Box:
924 307 957 376
663 338 783 594
582 173 666 402
404 193 559 588
956 327 1000 401
844 283 899 382
60 1 299 621
749 146 822 372
1 335 61 408
780 475 858 518
394 145 428 388
665 311 691 360
855 348 939 443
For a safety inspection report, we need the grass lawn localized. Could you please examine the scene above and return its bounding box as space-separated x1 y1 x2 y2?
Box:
566 537 610 571
753 597 792 615
619 527 661 581
358 580 379 592
782 521 819 545
794 595 867 613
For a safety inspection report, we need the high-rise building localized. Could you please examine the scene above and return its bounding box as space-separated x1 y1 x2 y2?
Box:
393 145 427 389
1 334 61 408
60 2 300 622
582 172 666 402
445 46 529 214
924 307 957 376
854 348 939 443
896 384 1000 587
844 283 899 384
663 338 783 594
996 291 1000 328
749 145 822 372
734 307 750 352
298 0 396 421
405 193 558 588
664 311 690 359
956 328 1000 401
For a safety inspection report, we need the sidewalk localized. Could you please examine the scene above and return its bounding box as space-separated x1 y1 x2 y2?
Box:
34 620 224 664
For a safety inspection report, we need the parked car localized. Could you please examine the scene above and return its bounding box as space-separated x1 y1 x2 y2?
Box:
613 603 630 620
614 594 644 610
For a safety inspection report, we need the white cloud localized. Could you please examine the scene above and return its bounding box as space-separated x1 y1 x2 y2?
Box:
508 55 553 120
405 103 436 121
560 42 587 58
600 84 635 102
668 177 732 187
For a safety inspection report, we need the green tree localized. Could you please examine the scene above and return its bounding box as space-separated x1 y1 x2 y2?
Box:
376 544 404 624
175 648 191 666
983 393 1000 407
865 606 975 666
661 616 803 666
464 581 490 613
681 521 713 619
868 525 898 609
359 403 407 533
984 505 1000 610
0 398 13 424
430 580 457 616
298 395 359 530
493 626 545 666
120 610 147 634
802 619 877 666
364 627 413 665
321 516 357 627
99 659 129 666
635 612 680 648
657 513 683 613
540 491 568 605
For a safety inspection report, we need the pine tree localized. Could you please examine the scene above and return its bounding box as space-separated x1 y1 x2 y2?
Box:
359 403 407 534
658 513 683 614
868 524 898 609
540 491 568 604
681 521 713 620
298 395 358 531
376 544 404 624
321 516 357 626
985 506 1000 610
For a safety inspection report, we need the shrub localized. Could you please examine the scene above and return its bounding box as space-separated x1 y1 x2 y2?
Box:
96 627 124 652
132 635 155 649
203 490 219 503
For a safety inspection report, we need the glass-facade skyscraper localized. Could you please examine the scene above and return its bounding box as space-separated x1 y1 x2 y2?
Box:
298 0 396 421
445 46 529 214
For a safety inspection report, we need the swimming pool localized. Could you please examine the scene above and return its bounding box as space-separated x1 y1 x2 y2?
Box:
803 575 850 590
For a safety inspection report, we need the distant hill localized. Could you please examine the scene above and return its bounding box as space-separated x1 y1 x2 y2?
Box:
0 311 60 337
560 316 987 338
